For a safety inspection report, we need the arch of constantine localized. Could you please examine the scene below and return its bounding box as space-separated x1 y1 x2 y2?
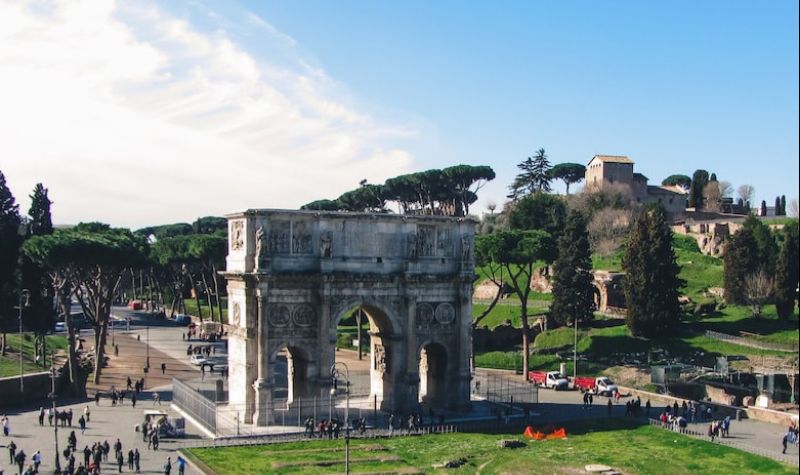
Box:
223 209 475 425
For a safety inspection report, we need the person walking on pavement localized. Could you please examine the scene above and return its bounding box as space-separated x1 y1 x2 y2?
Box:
14 449 26 475
161 362 166 375
32 450 41 473
163 456 172 475
153 393 161 405
131 392 137 408
8 440 16 463
78 415 86 434
176 455 186 475
127 449 134 470
38 408 45 426
116 451 124 473
84 406 90 423
607 398 613 417
782 432 789 454
133 448 141 473
2 414 11 436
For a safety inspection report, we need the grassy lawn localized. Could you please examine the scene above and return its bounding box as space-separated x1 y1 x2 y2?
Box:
0 333 67 378
692 305 799 347
183 298 228 321
188 418 794 475
472 301 549 329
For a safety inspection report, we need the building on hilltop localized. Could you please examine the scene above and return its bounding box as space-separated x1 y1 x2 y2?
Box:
585 154 687 220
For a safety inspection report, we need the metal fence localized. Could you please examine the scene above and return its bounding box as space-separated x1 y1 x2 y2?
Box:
647 418 798 466
473 370 539 405
173 377 219 434
705 330 799 353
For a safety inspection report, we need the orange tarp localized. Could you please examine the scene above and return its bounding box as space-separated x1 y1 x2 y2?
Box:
523 425 567 440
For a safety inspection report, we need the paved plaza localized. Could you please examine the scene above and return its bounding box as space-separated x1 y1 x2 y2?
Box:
2 313 796 474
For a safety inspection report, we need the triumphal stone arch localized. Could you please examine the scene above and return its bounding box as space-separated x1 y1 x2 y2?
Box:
223 209 475 425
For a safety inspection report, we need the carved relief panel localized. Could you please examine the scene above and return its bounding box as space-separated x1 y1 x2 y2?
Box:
415 302 457 333
230 220 245 251
267 303 317 338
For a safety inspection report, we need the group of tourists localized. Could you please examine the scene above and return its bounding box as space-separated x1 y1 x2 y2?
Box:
387 412 425 435
185 344 215 357
623 396 645 417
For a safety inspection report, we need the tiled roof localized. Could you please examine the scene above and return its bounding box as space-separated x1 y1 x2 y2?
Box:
589 155 634 164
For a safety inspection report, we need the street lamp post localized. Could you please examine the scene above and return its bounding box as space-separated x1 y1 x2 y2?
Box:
19 288 30 392
330 362 350 475
50 348 61 474
145 325 150 371
573 315 578 381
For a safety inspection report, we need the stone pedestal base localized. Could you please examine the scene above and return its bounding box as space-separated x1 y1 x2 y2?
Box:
253 379 273 426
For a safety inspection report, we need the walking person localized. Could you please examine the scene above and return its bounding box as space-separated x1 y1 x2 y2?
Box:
38 408 45 426
79 415 86 435
127 449 134 470
131 392 137 408
116 451 124 473
7 440 16 463
161 363 166 375
607 398 613 417
176 456 186 475
133 448 140 473
153 393 161 405
2 414 11 436
84 406 90 423
32 450 41 473
163 457 172 475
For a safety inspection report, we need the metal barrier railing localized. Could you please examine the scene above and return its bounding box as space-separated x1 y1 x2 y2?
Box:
173 377 219 433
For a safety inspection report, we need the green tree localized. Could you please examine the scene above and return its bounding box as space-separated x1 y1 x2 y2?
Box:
549 163 585 195
192 216 227 235
760 200 767 216
742 214 778 273
723 227 759 305
508 193 567 240
780 195 787 216
301 199 340 211
24 226 148 383
21 183 56 366
508 148 552 199
188 234 227 321
442 165 496 216
661 174 692 191
622 206 683 337
688 169 709 209
549 210 595 327
476 230 556 380
0 170 22 356
774 222 799 319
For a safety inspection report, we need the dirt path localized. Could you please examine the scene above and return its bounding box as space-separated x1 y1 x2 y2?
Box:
85 331 198 394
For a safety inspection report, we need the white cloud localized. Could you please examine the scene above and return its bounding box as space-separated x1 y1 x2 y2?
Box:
0 0 415 228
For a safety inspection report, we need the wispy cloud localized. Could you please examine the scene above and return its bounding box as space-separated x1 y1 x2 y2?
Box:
0 0 416 227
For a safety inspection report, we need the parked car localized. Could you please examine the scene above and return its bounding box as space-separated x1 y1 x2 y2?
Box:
189 354 208 366
528 370 569 390
54 322 66 332
573 376 619 396
174 314 192 326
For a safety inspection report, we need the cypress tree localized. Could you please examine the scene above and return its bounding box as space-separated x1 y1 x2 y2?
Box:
780 195 787 216
0 170 22 355
21 183 56 364
689 170 709 209
775 196 781 216
723 227 759 305
550 210 595 327
622 206 683 337
710 173 717 182
743 214 778 273
774 224 799 319
760 200 767 216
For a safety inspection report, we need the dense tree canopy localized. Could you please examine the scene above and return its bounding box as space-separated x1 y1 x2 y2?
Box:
508 148 552 199
302 164 495 217
723 227 760 305
688 169 709 209
0 170 21 354
774 222 799 319
549 163 585 195
477 229 556 380
24 226 148 383
661 174 692 191
622 206 683 337
508 193 567 240
549 210 594 327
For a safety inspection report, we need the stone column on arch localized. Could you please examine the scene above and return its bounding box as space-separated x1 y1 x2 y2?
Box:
253 286 273 426
452 282 473 411
403 294 420 410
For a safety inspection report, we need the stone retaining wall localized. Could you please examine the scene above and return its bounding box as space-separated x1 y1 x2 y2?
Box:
0 372 53 408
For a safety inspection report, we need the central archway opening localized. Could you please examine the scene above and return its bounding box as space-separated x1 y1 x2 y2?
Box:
333 302 398 411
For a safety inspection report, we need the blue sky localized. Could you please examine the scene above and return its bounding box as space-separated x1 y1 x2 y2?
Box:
1 1 797 226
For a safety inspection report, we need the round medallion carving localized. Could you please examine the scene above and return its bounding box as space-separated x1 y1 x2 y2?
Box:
232 302 241 326
293 304 315 327
416 303 434 325
434 303 455 325
268 305 291 327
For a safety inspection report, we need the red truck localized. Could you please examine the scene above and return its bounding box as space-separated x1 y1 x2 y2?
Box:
573 376 619 396
528 371 570 390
